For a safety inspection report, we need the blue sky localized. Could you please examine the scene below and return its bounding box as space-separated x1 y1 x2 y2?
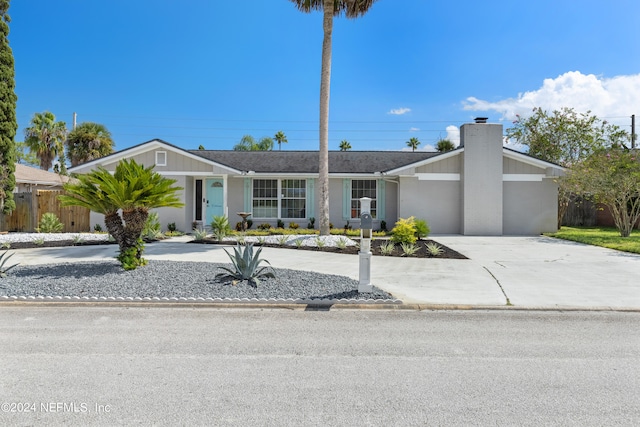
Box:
9 0 640 153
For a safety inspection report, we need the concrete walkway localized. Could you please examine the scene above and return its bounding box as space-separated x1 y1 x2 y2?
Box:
9 235 640 310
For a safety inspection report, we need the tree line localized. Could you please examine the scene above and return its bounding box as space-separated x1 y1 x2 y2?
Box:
507 107 639 237
20 111 114 174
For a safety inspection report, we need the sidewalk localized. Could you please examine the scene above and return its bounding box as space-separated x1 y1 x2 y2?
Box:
9 235 640 310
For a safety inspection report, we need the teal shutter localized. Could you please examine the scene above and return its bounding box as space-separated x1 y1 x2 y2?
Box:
377 179 386 220
343 179 351 220
244 178 252 213
306 179 315 219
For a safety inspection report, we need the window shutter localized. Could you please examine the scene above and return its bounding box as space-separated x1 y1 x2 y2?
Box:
377 179 386 220
244 178 251 213
343 179 351 220
306 179 315 219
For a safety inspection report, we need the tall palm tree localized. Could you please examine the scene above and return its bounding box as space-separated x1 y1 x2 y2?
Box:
60 159 183 270
436 138 455 152
66 122 115 166
339 140 351 151
406 137 420 152
24 111 67 171
290 0 378 236
274 130 288 150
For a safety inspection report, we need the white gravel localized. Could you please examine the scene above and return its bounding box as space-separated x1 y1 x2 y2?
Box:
0 232 111 244
0 232 358 248
221 234 358 248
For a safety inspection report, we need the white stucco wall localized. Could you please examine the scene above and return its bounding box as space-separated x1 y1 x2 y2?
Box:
398 177 461 234
503 179 558 234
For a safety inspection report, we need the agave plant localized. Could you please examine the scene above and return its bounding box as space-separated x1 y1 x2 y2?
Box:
400 242 419 256
215 243 276 288
192 227 209 241
379 240 395 256
0 250 19 278
425 242 444 257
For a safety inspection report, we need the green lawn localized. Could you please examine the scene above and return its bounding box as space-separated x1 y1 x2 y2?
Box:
545 226 640 254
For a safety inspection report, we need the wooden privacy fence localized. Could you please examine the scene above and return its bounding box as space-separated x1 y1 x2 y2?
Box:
0 190 90 233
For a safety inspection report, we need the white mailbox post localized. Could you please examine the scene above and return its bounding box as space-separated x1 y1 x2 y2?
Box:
358 197 373 293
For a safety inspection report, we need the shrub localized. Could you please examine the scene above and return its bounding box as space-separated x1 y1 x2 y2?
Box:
307 217 315 229
391 217 417 244
336 237 348 250
167 222 177 232
277 219 284 228
380 220 387 232
142 213 164 241
414 219 430 240
289 222 299 229
37 213 63 233
211 215 231 241
258 223 272 230
94 223 103 232
215 243 276 287
246 219 253 230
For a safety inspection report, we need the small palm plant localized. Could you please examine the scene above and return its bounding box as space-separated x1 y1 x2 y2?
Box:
216 243 276 288
37 212 64 233
211 215 230 242
0 250 18 278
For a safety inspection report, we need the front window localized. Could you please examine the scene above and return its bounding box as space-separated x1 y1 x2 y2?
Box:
252 179 306 219
281 179 306 219
351 180 377 218
252 179 278 218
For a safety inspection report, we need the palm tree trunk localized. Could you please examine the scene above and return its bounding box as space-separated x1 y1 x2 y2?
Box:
104 211 126 252
318 0 333 236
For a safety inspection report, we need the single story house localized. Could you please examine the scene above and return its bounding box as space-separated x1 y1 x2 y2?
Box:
68 121 564 235
14 163 72 192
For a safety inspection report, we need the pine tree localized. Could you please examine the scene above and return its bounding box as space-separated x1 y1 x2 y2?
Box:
0 0 17 214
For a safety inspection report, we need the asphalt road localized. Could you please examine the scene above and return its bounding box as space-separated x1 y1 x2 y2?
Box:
1 307 639 426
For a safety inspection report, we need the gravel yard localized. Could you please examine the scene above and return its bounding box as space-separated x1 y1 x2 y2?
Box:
0 233 397 303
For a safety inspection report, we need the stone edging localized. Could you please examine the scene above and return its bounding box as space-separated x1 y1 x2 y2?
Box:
0 295 403 305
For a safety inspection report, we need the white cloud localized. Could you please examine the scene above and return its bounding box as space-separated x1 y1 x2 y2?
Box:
388 107 411 115
409 127 420 132
445 125 460 147
463 71 640 124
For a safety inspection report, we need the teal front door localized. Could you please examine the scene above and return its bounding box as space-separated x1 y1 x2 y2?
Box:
205 178 224 222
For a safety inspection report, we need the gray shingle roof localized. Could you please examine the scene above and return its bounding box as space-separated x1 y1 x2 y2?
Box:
189 150 441 174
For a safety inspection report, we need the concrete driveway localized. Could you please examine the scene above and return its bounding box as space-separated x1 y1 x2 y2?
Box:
9 235 640 310
429 235 640 309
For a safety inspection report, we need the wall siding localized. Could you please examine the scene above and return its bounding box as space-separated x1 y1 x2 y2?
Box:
415 156 461 174
503 157 545 174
